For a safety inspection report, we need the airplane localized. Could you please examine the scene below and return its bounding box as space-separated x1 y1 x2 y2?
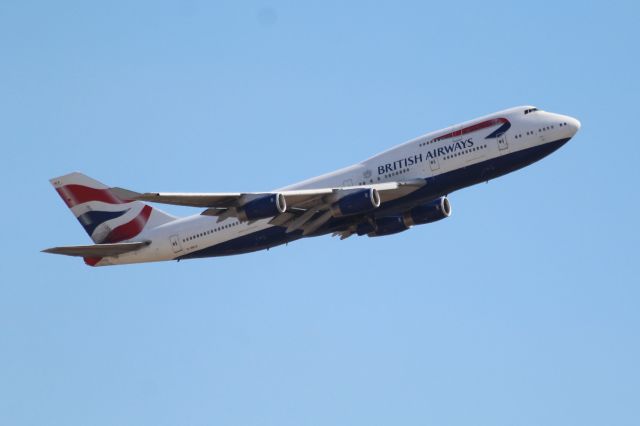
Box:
44 105 580 266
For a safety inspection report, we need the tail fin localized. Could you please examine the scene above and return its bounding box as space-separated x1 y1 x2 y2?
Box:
50 172 176 244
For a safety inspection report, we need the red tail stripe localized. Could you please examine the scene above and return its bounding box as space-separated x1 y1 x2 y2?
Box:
102 205 153 243
84 257 102 266
433 118 509 141
56 185 125 208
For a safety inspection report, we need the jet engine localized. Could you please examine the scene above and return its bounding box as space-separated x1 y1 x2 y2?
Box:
330 188 381 217
237 193 287 221
402 196 451 226
356 197 452 237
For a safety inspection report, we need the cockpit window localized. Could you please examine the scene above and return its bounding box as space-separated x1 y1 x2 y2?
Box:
524 108 539 115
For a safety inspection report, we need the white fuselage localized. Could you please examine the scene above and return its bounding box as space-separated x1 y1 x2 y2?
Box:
100 106 580 265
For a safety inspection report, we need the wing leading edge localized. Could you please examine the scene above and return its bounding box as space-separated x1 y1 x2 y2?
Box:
112 180 424 211
111 180 426 235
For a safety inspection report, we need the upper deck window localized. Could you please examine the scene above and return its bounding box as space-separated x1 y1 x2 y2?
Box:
524 107 539 115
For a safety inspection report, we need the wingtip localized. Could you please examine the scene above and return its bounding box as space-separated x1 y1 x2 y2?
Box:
110 187 143 201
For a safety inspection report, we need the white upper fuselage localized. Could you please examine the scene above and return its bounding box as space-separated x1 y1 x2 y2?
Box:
282 106 579 190
102 106 580 265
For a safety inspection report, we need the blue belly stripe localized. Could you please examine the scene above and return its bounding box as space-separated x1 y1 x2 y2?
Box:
179 138 571 259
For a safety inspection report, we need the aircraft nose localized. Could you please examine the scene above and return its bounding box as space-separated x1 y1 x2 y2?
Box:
564 116 581 136
567 116 581 134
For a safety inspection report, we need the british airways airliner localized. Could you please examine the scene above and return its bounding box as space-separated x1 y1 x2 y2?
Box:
44 106 580 266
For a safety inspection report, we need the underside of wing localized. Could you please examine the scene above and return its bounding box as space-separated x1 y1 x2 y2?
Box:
42 241 150 257
111 180 426 231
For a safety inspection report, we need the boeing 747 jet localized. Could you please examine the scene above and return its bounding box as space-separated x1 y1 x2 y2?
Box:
44 106 580 266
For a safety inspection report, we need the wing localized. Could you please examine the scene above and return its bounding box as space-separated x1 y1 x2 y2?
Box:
111 187 242 208
42 241 150 257
112 180 425 234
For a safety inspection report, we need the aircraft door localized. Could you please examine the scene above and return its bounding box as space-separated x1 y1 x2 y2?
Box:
169 234 183 253
497 133 508 151
428 156 440 171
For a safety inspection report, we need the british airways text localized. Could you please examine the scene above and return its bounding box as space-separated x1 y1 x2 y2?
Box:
377 138 475 175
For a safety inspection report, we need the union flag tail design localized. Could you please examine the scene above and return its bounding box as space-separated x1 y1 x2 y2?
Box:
50 172 175 244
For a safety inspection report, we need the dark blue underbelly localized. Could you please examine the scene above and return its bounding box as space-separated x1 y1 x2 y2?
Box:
179 138 570 259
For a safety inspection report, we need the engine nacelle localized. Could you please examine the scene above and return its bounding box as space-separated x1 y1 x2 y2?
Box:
330 188 381 217
356 197 451 237
365 216 409 237
238 193 286 221
403 197 451 226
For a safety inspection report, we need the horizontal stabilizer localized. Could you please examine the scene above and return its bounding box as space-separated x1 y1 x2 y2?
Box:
42 241 150 257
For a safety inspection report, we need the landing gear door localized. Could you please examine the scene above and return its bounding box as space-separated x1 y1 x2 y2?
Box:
497 133 508 151
169 234 183 253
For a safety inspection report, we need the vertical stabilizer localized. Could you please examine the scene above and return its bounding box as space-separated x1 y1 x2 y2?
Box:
50 172 176 244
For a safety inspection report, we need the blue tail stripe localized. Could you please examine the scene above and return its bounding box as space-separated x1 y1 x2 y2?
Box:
77 210 129 236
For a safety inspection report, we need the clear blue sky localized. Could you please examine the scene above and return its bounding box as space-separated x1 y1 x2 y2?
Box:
1 1 639 425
